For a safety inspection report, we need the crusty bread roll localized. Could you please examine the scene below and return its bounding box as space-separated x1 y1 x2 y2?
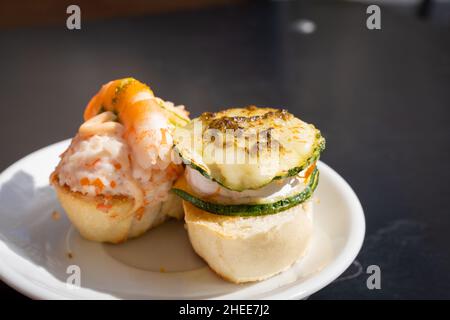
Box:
183 200 314 283
54 182 183 244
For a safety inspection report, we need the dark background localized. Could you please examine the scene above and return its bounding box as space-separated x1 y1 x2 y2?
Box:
0 0 449 299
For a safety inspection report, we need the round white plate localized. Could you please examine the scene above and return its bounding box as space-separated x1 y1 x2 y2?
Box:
0 140 365 300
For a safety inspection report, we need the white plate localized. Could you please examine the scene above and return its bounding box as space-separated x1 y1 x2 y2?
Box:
0 140 365 300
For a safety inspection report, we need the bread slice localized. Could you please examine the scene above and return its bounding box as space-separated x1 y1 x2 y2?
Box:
183 200 314 283
53 182 183 244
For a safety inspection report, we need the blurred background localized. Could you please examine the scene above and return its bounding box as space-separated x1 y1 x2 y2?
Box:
1 0 450 28
0 0 449 299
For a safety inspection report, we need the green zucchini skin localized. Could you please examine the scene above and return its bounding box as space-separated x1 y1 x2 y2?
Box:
172 168 319 217
273 134 325 180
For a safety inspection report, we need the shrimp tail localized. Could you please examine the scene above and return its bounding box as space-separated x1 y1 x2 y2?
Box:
83 78 154 122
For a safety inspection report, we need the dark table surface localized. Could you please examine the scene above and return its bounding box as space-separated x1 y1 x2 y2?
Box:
0 0 449 299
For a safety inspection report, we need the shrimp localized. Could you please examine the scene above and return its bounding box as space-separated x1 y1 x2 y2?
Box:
79 111 123 137
81 78 189 211
83 78 154 121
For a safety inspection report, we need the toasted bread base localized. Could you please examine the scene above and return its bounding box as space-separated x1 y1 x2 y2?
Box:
183 200 314 283
53 183 183 243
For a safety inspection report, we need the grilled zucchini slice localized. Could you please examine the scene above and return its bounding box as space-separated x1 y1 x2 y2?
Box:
172 167 319 216
173 106 325 191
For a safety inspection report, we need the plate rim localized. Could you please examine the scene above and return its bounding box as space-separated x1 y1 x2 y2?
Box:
0 140 365 300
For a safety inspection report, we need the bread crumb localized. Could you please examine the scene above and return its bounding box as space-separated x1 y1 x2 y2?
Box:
67 252 73 259
160 267 166 273
51 210 61 220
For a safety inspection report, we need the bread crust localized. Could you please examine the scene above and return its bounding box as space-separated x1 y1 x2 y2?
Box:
183 200 314 283
53 182 169 243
